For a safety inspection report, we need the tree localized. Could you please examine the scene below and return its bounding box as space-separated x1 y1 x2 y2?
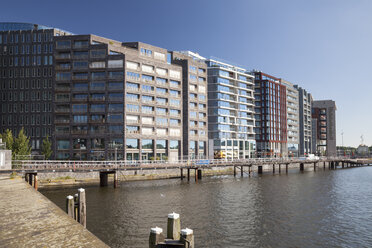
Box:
42 135 52 160
1 129 14 151
13 128 31 160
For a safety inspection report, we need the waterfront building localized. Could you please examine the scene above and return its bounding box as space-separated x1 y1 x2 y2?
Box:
312 100 337 156
0 22 71 155
171 51 208 159
253 71 287 157
294 85 313 156
0 22 208 161
205 58 256 159
281 79 299 157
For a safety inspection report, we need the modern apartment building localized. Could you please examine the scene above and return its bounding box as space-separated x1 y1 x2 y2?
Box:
312 100 337 156
171 51 208 159
54 34 188 161
205 58 256 159
294 85 313 156
254 71 287 157
0 22 71 156
281 79 299 157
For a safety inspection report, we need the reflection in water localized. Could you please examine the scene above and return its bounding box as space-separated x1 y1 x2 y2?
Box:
41 167 372 248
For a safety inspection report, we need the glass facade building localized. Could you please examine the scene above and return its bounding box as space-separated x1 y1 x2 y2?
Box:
206 59 256 159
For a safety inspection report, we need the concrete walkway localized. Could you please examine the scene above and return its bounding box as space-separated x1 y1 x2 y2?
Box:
0 177 108 247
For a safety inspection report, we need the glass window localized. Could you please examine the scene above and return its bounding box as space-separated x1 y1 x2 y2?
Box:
57 140 70 150
108 104 123 112
156 140 167 149
170 140 179 149
126 139 138 149
142 139 153 149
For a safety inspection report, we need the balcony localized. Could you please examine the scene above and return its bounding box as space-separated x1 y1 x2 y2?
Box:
55 53 71 60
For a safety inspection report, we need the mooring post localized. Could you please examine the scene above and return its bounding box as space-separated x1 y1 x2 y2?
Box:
197 169 202 180
149 227 164 248
74 193 79 221
258 165 263 174
314 162 316 171
300 163 304 171
114 171 118 188
324 161 326 170
241 166 243 177
234 166 236 177
187 168 190 181
342 162 344 168
180 228 194 248
194 169 198 182
330 162 334 170
25 173 28 182
248 166 251 176
78 188 86 228
279 164 281 173
167 212 181 240
273 164 275 174
28 173 33 186
34 175 38 190
180 168 183 180
286 164 288 173
66 195 75 219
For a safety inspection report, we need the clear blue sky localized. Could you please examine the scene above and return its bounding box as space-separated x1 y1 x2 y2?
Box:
1 0 371 147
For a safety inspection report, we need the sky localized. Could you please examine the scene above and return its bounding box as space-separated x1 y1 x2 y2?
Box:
1 0 371 147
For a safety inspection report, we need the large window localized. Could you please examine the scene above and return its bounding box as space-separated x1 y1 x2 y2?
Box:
108 104 123 112
57 140 70 150
170 140 179 149
142 139 154 149
126 139 139 149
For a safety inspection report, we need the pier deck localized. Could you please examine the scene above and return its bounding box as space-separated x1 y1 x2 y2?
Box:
0 177 108 247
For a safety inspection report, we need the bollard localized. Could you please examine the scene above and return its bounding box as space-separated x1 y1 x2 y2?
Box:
180 168 183 180
167 212 181 240
273 164 275 174
194 169 198 182
279 164 281 173
197 169 202 180
300 163 304 171
66 195 75 219
180 228 194 248
78 188 86 228
74 193 79 221
187 169 190 181
149 227 164 248
240 166 243 177
234 166 236 177
314 162 316 171
286 164 288 173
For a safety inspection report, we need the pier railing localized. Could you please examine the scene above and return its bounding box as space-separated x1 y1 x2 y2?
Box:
11 156 348 171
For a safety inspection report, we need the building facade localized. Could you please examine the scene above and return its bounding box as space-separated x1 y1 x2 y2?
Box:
0 22 71 156
312 100 336 156
171 51 208 159
294 85 313 156
281 79 299 157
54 34 189 161
254 71 287 157
206 58 255 159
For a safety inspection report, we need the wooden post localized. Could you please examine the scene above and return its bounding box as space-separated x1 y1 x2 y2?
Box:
324 161 326 170
258 165 263 174
74 193 79 221
197 169 202 180
25 173 28 182
241 166 243 177
114 171 118 188
78 188 86 228
279 164 281 173
180 228 194 248
180 168 183 180
273 164 275 174
314 162 316 171
194 169 198 182
342 162 344 168
286 164 288 173
187 168 190 181
34 175 38 190
167 212 181 240
100 172 108 187
149 227 164 248
66 195 75 219
248 166 251 176
300 163 304 171
28 173 33 186
234 166 236 177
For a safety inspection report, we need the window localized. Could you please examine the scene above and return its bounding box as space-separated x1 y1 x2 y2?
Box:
108 60 123 68
56 40 71 49
72 104 87 112
57 140 69 150
142 139 153 149
90 49 106 58
109 104 123 112
108 82 123 90
154 52 165 60
167 52 172 64
126 61 139 70
90 61 105 68
126 139 139 149
142 64 154 73
140 48 152 57
169 70 181 79
170 80 180 88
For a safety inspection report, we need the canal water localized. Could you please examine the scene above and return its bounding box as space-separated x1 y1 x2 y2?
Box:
41 167 372 248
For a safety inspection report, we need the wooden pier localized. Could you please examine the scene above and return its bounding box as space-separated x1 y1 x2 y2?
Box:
0 177 108 247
